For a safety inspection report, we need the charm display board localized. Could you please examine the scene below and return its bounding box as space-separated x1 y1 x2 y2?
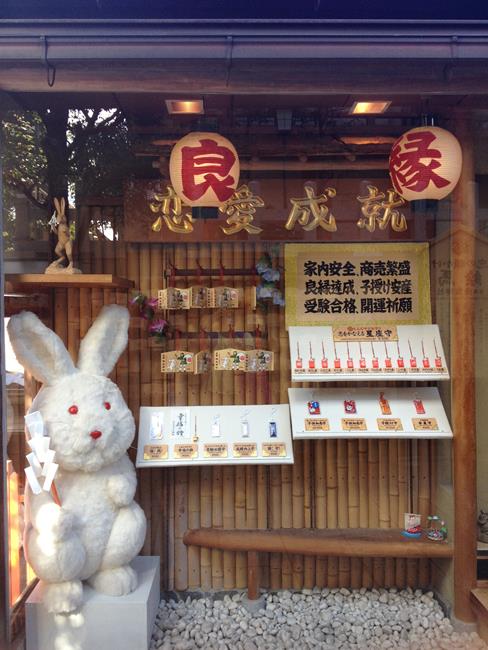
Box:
288 387 453 439
288 324 449 382
136 404 293 467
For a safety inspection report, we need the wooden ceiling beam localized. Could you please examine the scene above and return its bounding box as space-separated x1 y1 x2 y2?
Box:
3 60 488 96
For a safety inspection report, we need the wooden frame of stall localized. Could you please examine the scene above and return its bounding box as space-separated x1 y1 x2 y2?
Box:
0 19 485 645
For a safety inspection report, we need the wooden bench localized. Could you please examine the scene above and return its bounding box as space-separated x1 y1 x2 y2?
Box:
183 527 454 599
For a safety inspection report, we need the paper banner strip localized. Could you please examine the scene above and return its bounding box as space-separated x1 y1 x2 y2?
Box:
25 466 42 495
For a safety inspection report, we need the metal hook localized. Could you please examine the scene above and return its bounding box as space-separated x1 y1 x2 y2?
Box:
225 35 233 87
40 36 56 88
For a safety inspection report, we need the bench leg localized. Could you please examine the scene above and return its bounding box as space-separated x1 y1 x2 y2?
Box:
247 551 259 600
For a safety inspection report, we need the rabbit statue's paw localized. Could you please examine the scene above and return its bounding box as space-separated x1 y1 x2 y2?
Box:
42 579 83 614
107 474 136 508
88 565 137 596
36 503 74 542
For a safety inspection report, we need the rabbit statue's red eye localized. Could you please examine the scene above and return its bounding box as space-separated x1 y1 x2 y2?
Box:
104 402 111 410
68 405 78 415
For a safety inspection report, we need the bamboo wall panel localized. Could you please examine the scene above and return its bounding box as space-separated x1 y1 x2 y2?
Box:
43 205 438 593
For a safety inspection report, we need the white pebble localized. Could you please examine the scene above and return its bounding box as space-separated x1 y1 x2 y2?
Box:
150 589 487 650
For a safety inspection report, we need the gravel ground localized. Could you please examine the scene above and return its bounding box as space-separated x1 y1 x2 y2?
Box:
150 588 487 650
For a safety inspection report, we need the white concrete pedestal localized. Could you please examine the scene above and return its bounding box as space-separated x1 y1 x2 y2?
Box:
26 556 160 650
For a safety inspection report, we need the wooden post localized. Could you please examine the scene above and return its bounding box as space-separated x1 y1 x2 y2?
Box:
452 112 477 622
247 551 260 600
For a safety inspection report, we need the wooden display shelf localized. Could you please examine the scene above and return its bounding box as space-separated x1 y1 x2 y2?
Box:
5 274 134 290
471 589 488 643
184 527 454 559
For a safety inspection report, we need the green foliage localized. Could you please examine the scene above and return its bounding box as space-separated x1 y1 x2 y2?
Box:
1 106 136 250
1 110 48 207
67 108 135 201
1 110 48 251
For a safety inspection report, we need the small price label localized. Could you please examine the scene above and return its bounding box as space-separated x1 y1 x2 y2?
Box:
143 444 168 461
412 418 439 431
233 443 258 458
341 418 367 431
305 418 330 431
333 326 398 342
262 443 287 457
377 418 403 431
203 443 228 459
174 444 198 459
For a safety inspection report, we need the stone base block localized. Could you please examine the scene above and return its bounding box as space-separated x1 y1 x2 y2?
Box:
26 556 160 650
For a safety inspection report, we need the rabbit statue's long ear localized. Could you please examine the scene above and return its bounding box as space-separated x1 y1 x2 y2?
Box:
7 312 76 385
77 304 129 376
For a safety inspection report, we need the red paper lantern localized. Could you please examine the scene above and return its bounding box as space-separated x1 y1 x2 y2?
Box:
169 132 240 207
389 126 462 201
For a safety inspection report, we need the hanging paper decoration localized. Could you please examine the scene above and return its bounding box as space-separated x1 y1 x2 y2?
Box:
389 126 462 201
169 132 240 207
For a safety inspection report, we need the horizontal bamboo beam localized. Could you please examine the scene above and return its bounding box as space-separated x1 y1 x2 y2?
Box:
5 274 134 290
240 159 388 171
184 528 453 559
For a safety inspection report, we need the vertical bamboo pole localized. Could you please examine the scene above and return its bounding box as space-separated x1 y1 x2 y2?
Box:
369 440 384 588
254 245 270 588
406 439 418 589
358 440 369 527
185 243 201 590
235 464 247 589
315 440 327 587
197 242 212 590
211 466 224 589
379 440 394 588
223 466 236 589
336 440 350 587
200 467 213 590
387 440 399 588
167 466 175 591
265 246 281 590
303 440 315 589
210 243 224 589
139 245 153 558
281 463 293 589
149 244 165 586
67 288 80 364
292 441 305 590
418 439 431 588
127 245 141 422
347 440 361 588
357 439 371 586
326 440 338 588
270 461 283 589
396 439 408 587
278 251 290 588
173 244 189 590
243 244 257 590
452 112 477 621
115 243 129 404
231 242 245 589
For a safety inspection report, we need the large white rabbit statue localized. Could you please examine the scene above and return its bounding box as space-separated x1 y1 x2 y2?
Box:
8 305 147 614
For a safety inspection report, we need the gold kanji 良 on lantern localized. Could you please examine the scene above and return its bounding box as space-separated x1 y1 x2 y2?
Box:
169 132 240 207
285 185 337 232
389 126 462 201
219 185 264 235
357 185 407 232
149 185 194 234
